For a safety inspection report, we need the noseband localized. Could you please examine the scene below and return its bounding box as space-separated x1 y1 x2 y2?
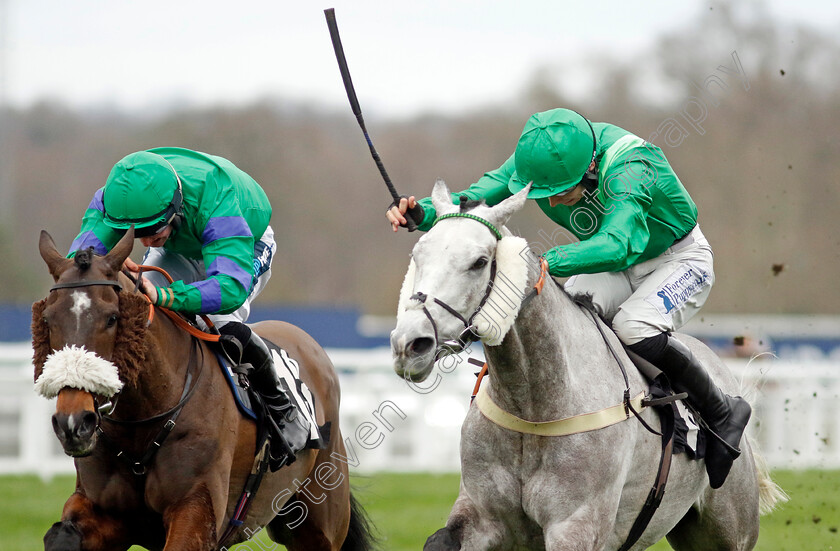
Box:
409 213 503 353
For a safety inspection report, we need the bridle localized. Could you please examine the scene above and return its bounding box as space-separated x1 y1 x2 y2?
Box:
410 259 498 353
48 273 205 475
409 213 547 354
50 279 123 292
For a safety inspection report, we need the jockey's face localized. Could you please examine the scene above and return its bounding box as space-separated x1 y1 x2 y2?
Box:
548 184 584 207
139 225 174 248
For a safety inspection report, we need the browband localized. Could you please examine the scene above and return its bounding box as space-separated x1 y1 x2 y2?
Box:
50 280 123 292
433 213 504 241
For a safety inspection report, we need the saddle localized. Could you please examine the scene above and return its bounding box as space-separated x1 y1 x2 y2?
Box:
212 340 329 455
571 292 705 459
625 348 706 460
213 338 330 546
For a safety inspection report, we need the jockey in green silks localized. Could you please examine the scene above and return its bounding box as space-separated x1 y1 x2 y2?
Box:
70 147 308 468
387 108 750 489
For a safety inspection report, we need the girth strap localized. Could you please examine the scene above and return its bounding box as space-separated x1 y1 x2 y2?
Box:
617 395 677 551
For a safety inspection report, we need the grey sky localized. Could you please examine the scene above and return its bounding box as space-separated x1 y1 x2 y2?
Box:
2 0 838 118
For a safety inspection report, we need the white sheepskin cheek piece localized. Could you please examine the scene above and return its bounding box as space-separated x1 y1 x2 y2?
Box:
34 345 124 399
472 236 530 346
396 258 418 320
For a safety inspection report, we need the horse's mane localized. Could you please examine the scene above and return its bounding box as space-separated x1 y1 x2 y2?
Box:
568 290 618 326
112 291 151 388
570 291 597 313
31 299 49 383
74 247 95 272
458 195 484 213
31 282 150 388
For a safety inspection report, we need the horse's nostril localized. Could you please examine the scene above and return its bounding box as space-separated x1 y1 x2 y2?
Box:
410 337 435 356
79 411 98 436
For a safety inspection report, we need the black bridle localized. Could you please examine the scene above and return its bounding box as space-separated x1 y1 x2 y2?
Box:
97 339 203 476
410 259 498 353
50 279 123 292
48 275 204 475
409 212 503 354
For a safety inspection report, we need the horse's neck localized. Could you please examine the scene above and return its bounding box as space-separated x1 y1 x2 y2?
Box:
483 268 618 420
113 320 195 420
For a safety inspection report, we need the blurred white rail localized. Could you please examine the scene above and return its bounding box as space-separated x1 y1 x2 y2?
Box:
1 343 838 479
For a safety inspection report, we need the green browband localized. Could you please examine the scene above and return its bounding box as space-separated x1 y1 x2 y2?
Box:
433 213 503 241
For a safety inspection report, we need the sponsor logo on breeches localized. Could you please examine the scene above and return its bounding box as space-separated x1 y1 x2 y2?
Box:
651 266 710 315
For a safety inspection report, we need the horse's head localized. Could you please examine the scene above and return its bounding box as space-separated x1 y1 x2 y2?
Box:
391 180 531 382
33 228 149 456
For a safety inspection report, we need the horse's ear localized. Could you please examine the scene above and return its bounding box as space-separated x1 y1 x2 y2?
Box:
104 226 135 273
39 230 71 280
487 184 530 228
430 179 457 217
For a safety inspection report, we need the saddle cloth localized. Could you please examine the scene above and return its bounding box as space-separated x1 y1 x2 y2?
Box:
214 342 326 450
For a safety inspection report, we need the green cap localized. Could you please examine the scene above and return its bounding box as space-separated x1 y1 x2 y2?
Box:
102 151 181 232
508 109 595 199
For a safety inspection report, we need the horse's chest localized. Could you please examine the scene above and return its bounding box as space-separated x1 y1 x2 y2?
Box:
80 468 146 511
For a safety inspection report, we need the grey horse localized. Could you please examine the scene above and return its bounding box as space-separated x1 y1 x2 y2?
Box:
391 181 785 550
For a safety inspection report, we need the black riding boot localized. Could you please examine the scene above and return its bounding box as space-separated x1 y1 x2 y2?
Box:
631 335 752 489
220 322 310 469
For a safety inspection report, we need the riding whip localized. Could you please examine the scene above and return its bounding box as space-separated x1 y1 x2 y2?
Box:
324 7 419 231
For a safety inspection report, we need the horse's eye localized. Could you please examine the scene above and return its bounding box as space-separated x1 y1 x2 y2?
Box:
471 257 488 271
42 316 49 326
106 314 118 328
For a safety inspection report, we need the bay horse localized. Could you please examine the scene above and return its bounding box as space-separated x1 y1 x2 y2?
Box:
390 181 785 550
33 228 374 551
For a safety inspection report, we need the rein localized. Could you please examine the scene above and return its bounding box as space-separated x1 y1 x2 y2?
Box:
130 265 220 343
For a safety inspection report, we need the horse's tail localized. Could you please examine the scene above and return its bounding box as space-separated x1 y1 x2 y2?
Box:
341 491 378 551
749 435 789 515
736 354 789 515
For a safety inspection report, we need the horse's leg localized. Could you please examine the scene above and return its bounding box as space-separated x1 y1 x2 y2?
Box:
268 444 353 551
425 494 507 551
45 492 131 551
160 483 220 551
666 447 760 551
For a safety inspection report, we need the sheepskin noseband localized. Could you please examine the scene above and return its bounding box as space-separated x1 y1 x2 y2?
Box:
34 345 124 399
397 236 530 347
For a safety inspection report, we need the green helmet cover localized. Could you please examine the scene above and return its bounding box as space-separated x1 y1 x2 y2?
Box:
508 109 595 199
102 151 181 231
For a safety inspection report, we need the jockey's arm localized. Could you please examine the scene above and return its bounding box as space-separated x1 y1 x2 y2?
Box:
148 181 262 314
411 153 518 231
544 195 652 277
67 188 124 257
